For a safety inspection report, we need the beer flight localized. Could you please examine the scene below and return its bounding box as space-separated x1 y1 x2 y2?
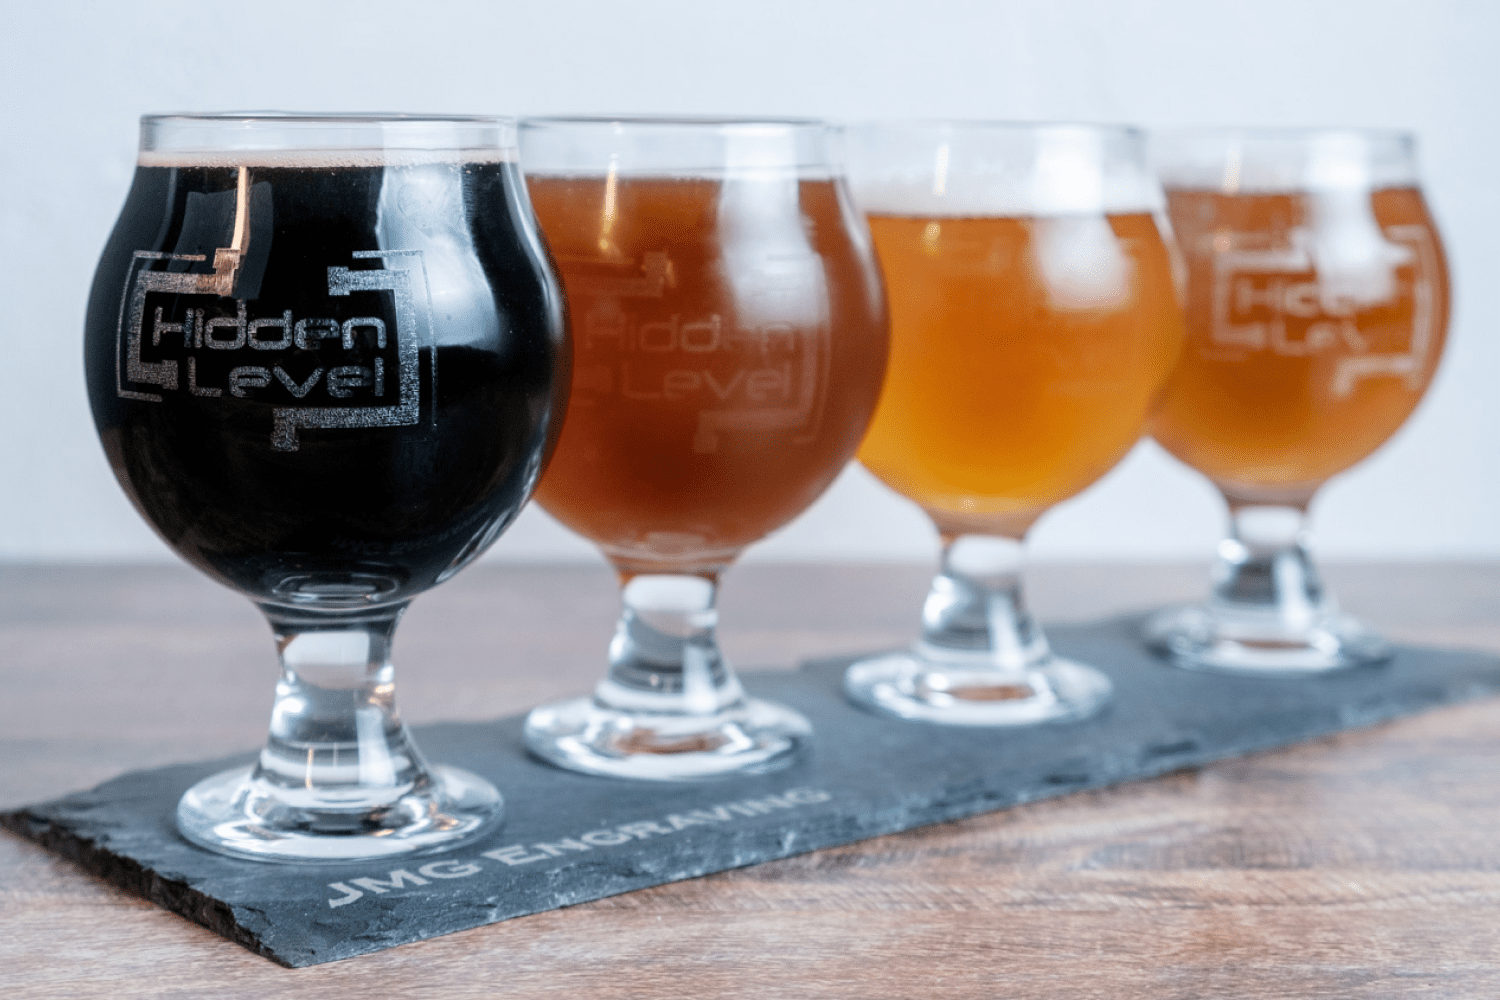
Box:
82 113 1448 861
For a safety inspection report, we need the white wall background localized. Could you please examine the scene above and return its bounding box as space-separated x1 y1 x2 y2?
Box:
1 0 1495 565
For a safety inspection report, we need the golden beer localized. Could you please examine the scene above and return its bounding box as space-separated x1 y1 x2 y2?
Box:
840 122 1179 725
858 212 1183 537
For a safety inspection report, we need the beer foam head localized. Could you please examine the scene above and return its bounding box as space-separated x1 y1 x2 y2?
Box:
137 113 517 168
1152 128 1419 193
845 123 1164 217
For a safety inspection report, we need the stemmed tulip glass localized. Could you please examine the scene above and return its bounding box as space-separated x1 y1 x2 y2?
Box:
1145 128 1450 672
842 122 1185 725
519 117 889 779
83 114 569 860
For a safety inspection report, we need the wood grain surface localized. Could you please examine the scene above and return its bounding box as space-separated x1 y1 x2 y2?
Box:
3 562 1500 998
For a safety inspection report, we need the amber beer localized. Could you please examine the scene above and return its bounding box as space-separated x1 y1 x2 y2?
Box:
1150 187 1449 502
857 212 1184 537
528 175 888 570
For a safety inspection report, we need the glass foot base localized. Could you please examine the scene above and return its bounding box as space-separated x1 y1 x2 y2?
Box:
844 652 1113 726
524 697 812 781
176 764 503 863
1144 605 1393 674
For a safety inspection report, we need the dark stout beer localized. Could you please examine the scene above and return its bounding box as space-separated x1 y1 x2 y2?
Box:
84 155 568 605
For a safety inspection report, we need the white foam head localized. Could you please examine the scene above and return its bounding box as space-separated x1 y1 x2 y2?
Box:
845 122 1162 217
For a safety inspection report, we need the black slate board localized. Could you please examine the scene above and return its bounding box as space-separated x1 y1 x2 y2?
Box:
6 615 1500 968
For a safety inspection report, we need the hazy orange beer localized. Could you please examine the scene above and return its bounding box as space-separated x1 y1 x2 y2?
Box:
859 212 1182 538
843 122 1183 726
1146 129 1450 672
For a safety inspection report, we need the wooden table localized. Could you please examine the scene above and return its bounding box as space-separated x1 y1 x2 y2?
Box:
4 562 1499 997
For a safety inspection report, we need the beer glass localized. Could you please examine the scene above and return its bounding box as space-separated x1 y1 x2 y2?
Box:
520 117 889 779
83 114 569 860
1145 128 1449 672
843 122 1184 725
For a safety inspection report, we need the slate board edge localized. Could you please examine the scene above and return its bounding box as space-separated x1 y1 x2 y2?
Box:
5 627 1500 968
0 806 278 964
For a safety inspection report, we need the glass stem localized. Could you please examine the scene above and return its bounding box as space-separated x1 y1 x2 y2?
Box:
594 573 746 717
917 534 1049 673
1210 500 1326 630
253 603 430 805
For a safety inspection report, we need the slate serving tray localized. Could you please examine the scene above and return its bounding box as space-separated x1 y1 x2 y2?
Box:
5 615 1499 968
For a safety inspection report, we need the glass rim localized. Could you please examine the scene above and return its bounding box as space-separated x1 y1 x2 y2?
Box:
846 119 1146 139
142 111 509 126
1153 125 1416 145
521 115 832 136
519 115 838 176
138 112 515 162
1152 125 1420 191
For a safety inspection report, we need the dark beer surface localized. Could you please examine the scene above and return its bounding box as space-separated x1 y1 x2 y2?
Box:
84 159 567 605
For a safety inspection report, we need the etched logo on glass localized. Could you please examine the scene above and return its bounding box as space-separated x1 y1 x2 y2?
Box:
566 250 830 454
1210 225 1439 398
115 248 433 451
